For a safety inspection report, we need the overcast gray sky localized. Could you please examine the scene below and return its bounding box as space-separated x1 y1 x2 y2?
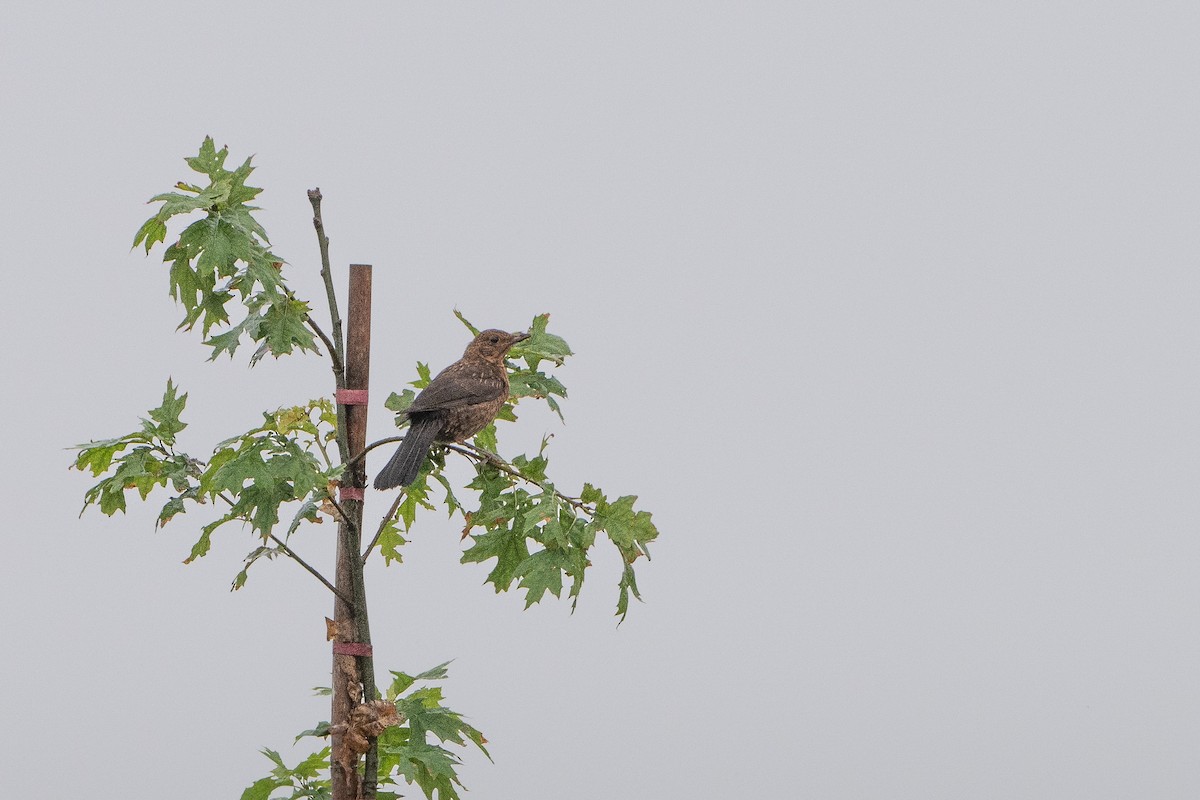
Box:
5 2 1200 798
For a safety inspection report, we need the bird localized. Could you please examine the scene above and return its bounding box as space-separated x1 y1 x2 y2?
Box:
373 328 530 490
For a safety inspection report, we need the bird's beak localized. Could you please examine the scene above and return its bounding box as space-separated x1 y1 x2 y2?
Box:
511 331 531 343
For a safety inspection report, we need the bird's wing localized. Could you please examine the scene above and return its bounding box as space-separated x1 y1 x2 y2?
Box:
407 372 506 413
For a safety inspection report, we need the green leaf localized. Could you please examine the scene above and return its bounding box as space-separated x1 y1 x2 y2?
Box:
193 217 236 279
261 747 286 770
472 422 498 454
385 389 416 416
156 496 187 528
294 721 331 741
593 493 659 554
232 544 284 591
397 471 435 532
239 776 282 800
258 296 316 361
148 190 216 218
132 216 167 252
292 748 328 779
289 506 322 546
389 670 418 697
433 472 461 518
205 308 264 359
191 287 233 335
144 379 188 444
387 742 464 800
225 203 269 242
453 308 480 336
227 156 264 207
564 514 595 550
512 312 573 370
184 515 227 564
73 434 140 477
185 135 226 176
378 514 407 566
461 526 530 592
413 661 452 682
166 244 204 310
616 562 642 622
514 548 568 607
412 362 432 388
511 452 549 483
507 369 567 421
406 685 445 709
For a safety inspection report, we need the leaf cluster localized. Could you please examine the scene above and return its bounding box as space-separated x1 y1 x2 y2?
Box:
75 385 341 588
376 662 490 800
505 311 572 420
73 379 195 517
460 451 657 621
247 662 488 800
241 747 332 800
133 136 316 363
190 400 337 569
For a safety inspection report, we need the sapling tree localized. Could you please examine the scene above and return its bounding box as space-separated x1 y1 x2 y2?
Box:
72 138 659 800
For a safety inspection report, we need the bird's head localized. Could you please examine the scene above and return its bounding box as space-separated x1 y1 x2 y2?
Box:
464 328 530 362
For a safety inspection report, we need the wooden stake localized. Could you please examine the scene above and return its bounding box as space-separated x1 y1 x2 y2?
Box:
332 264 377 800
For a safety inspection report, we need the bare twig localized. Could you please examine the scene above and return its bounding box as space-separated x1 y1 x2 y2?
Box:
308 188 352 471
361 492 406 564
308 188 345 374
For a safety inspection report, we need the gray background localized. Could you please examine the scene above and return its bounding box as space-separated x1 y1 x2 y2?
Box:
4 2 1200 798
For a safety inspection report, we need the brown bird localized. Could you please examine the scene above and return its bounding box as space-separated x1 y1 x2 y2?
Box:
373 328 530 490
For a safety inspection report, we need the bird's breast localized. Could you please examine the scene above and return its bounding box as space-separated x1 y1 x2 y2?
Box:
440 397 506 442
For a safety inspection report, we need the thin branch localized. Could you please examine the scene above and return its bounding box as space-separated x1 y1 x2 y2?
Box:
313 432 334 471
444 442 594 514
326 492 359 538
308 188 352 471
446 441 506 468
269 533 353 605
362 492 406 564
349 434 406 467
306 314 345 378
357 436 595 516
308 188 345 374
214 491 350 604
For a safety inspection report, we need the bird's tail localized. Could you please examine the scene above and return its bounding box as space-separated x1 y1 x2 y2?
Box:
373 416 442 490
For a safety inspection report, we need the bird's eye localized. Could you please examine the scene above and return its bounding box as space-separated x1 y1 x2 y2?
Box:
490 335 499 343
